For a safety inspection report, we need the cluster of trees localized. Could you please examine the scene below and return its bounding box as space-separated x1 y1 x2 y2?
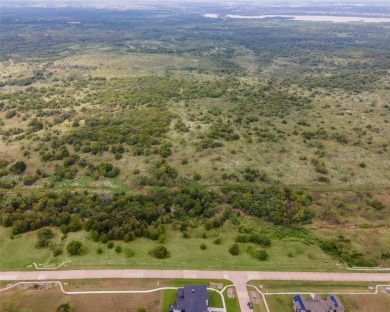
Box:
299 71 380 93
235 232 271 247
246 246 268 261
0 186 314 242
229 89 313 120
223 186 313 226
0 70 45 87
320 235 378 267
66 108 172 158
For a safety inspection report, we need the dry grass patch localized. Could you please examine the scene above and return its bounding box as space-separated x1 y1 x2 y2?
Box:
0 284 161 312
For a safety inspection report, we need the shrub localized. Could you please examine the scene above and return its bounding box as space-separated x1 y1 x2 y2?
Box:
125 248 135 258
5 110 17 119
235 234 250 243
229 243 240 256
98 163 120 178
320 235 377 267
9 161 27 174
381 251 390 260
200 243 207 250
56 303 74 312
311 158 328 174
370 199 385 211
257 250 268 261
213 238 222 245
236 233 271 247
23 174 39 186
193 173 202 181
0 180 16 189
28 118 44 132
0 168 8 177
0 159 9 168
317 176 331 183
247 246 268 261
115 245 122 253
60 224 69 234
250 233 271 247
66 240 83 256
107 241 114 249
97 248 103 254
150 245 170 259
36 228 54 248
53 247 63 257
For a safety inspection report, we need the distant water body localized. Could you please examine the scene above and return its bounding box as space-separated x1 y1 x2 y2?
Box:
204 14 390 23
226 15 390 23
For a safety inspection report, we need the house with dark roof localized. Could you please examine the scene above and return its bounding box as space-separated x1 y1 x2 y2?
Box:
169 285 209 312
293 294 345 312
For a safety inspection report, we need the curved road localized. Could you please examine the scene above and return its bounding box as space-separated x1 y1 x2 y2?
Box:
2 270 390 312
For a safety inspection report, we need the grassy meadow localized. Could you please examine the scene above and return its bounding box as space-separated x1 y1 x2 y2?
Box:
0 6 389 273
0 223 339 271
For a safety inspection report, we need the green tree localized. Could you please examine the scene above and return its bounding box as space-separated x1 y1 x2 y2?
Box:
150 245 170 259
229 243 240 256
57 303 74 312
66 240 83 256
9 161 27 174
36 228 54 248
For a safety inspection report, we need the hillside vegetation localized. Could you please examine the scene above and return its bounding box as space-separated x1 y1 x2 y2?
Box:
0 7 389 269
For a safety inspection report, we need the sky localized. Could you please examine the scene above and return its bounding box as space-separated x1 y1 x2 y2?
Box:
4 0 390 3
2 0 389 9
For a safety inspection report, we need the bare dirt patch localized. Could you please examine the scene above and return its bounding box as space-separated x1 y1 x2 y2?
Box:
249 290 261 304
210 282 223 290
227 287 236 298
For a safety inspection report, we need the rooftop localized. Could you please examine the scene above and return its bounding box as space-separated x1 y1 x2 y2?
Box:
169 285 209 312
293 294 345 312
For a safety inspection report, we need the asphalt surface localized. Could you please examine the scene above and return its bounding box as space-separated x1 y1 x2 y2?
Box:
2 270 390 312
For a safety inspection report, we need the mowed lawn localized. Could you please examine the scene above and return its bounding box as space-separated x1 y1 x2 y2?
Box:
248 280 381 293
0 223 339 271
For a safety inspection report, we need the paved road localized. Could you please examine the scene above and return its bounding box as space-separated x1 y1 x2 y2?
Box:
2 270 390 312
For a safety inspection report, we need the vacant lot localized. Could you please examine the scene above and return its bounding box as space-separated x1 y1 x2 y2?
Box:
264 293 390 312
248 280 382 293
0 285 160 312
1 278 229 312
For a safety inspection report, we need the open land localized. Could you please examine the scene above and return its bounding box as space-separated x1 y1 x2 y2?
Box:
0 1 390 311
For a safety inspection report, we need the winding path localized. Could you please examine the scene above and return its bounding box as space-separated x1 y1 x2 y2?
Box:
1 270 390 312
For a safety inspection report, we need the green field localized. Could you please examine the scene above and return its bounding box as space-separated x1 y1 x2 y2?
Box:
0 3 390 276
0 223 340 271
224 287 241 312
248 280 383 293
